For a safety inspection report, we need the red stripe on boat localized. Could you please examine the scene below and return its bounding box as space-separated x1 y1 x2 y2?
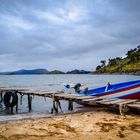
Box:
121 92 140 99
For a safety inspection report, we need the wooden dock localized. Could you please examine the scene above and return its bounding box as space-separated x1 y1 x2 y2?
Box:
0 87 140 115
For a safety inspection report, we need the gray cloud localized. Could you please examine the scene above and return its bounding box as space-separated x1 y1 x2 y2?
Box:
0 0 140 72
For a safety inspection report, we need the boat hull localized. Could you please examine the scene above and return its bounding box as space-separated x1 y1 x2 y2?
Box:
100 86 140 99
79 80 140 99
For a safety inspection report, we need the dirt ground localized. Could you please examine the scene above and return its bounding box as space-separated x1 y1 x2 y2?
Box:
0 108 140 140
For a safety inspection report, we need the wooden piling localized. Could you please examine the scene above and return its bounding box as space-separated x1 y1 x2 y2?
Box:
0 92 3 102
68 100 73 111
28 94 32 112
20 93 24 105
51 99 57 113
16 97 18 113
11 107 13 114
57 100 63 113
119 104 129 116
54 98 58 113
51 98 63 114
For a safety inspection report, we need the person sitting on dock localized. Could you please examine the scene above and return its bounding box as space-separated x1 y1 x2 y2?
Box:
73 83 81 93
73 83 89 95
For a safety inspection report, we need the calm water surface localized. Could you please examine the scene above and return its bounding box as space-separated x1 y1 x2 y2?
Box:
0 74 139 90
0 74 139 121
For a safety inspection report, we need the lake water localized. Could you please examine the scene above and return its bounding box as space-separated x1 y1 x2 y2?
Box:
0 74 139 121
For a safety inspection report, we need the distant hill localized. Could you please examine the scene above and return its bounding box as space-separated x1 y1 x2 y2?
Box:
67 69 91 74
0 69 91 75
48 70 65 74
94 45 140 75
0 69 48 75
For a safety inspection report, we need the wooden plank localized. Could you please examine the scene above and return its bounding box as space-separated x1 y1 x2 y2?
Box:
52 94 83 99
0 88 28 91
82 96 103 102
128 104 140 109
19 90 34 93
18 90 55 96
96 98 118 104
46 94 95 101
62 93 83 97
52 94 75 97
132 101 140 104
102 98 118 101
97 99 138 105
96 99 126 105
116 100 138 105
74 96 94 99
53 93 81 96
59 95 95 100
97 98 118 103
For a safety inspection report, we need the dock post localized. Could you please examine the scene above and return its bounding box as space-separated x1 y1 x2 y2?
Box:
119 104 128 116
51 100 63 114
68 100 70 110
51 93 58 114
57 100 63 113
51 96 62 114
51 99 57 114
11 107 13 114
0 92 3 102
51 100 55 114
20 93 24 105
54 98 58 113
28 94 32 112
16 96 18 113
68 100 73 111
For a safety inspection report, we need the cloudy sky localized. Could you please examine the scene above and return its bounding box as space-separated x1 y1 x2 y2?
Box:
0 0 140 72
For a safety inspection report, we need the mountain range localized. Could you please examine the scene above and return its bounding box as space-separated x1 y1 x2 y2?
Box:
0 69 48 75
0 69 91 75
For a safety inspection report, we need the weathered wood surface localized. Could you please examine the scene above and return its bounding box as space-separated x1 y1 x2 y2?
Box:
128 104 140 109
0 87 28 92
96 99 138 105
115 99 138 105
0 87 140 110
127 101 140 109
82 97 103 102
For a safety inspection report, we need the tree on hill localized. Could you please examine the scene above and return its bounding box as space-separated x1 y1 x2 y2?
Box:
126 48 137 57
94 44 140 74
108 57 122 66
100 60 106 67
96 65 102 71
126 46 140 62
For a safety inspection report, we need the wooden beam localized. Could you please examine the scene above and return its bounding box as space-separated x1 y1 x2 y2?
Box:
0 92 3 102
16 97 18 113
28 94 32 112
116 100 138 105
68 100 73 111
128 104 140 109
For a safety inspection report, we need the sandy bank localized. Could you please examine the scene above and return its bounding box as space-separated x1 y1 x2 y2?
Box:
0 108 140 140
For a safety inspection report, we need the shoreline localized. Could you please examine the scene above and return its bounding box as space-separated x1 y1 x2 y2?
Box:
0 108 140 140
0 106 104 122
92 72 140 76
0 73 140 75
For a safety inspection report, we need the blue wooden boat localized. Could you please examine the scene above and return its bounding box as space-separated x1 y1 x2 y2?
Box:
79 80 140 99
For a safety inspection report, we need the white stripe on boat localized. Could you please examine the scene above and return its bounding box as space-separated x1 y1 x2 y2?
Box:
103 87 140 98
